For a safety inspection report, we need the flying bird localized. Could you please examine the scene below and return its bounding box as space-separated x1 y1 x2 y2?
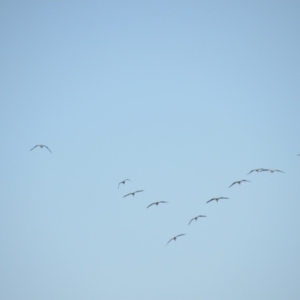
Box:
229 180 250 188
147 201 168 209
206 197 229 204
123 190 144 198
247 168 265 174
188 215 206 225
118 179 131 189
166 234 186 246
30 144 52 153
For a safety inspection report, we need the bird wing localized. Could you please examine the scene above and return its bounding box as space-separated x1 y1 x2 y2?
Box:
135 190 144 193
176 234 186 238
188 218 195 225
159 201 168 204
197 215 206 218
147 203 155 208
219 197 228 199
30 145 38 151
166 238 174 246
242 180 250 183
206 199 214 203
247 170 254 174
44 146 52 153
275 170 284 173
123 193 132 198
229 182 236 188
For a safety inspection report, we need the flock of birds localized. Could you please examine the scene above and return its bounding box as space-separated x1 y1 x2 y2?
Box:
31 144 298 246
117 167 287 246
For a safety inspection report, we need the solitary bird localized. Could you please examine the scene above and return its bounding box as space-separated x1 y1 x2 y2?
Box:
206 197 228 204
188 215 206 225
166 234 186 246
247 168 264 174
118 179 131 189
123 190 144 198
30 144 52 153
147 201 168 209
229 180 250 188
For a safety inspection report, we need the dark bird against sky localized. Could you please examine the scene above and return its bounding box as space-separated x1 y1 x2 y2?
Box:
188 215 206 225
247 168 264 174
166 234 186 246
229 180 250 188
30 144 52 153
206 197 229 204
123 190 144 198
147 201 168 209
118 179 131 189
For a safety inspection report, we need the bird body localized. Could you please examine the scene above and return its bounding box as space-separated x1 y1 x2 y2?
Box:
123 190 144 198
166 234 186 246
229 180 250 188
206 197 228 204
147 201 168 208
30 144 52 153
188 215 206 225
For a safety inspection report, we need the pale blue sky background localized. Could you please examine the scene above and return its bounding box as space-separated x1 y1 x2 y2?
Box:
1 1 300 299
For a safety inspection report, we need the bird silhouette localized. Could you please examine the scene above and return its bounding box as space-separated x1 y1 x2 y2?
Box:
30 144 52 153
206 197 229 204
188 215 206 225
147 201 168 209
123 190 144 198
118 179 131 189
229 180 250 188
166 234 186 246
247 168 264 174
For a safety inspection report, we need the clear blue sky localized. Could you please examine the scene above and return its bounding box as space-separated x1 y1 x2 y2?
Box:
1 1 300 299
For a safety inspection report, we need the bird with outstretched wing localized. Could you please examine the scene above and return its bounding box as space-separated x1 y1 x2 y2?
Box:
147 201 168 209
166 234 186 246
206 197 228 204
188 215 206 225
118 179 131 189
229 180 250 188
123 190 144 198
30 144 52 153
